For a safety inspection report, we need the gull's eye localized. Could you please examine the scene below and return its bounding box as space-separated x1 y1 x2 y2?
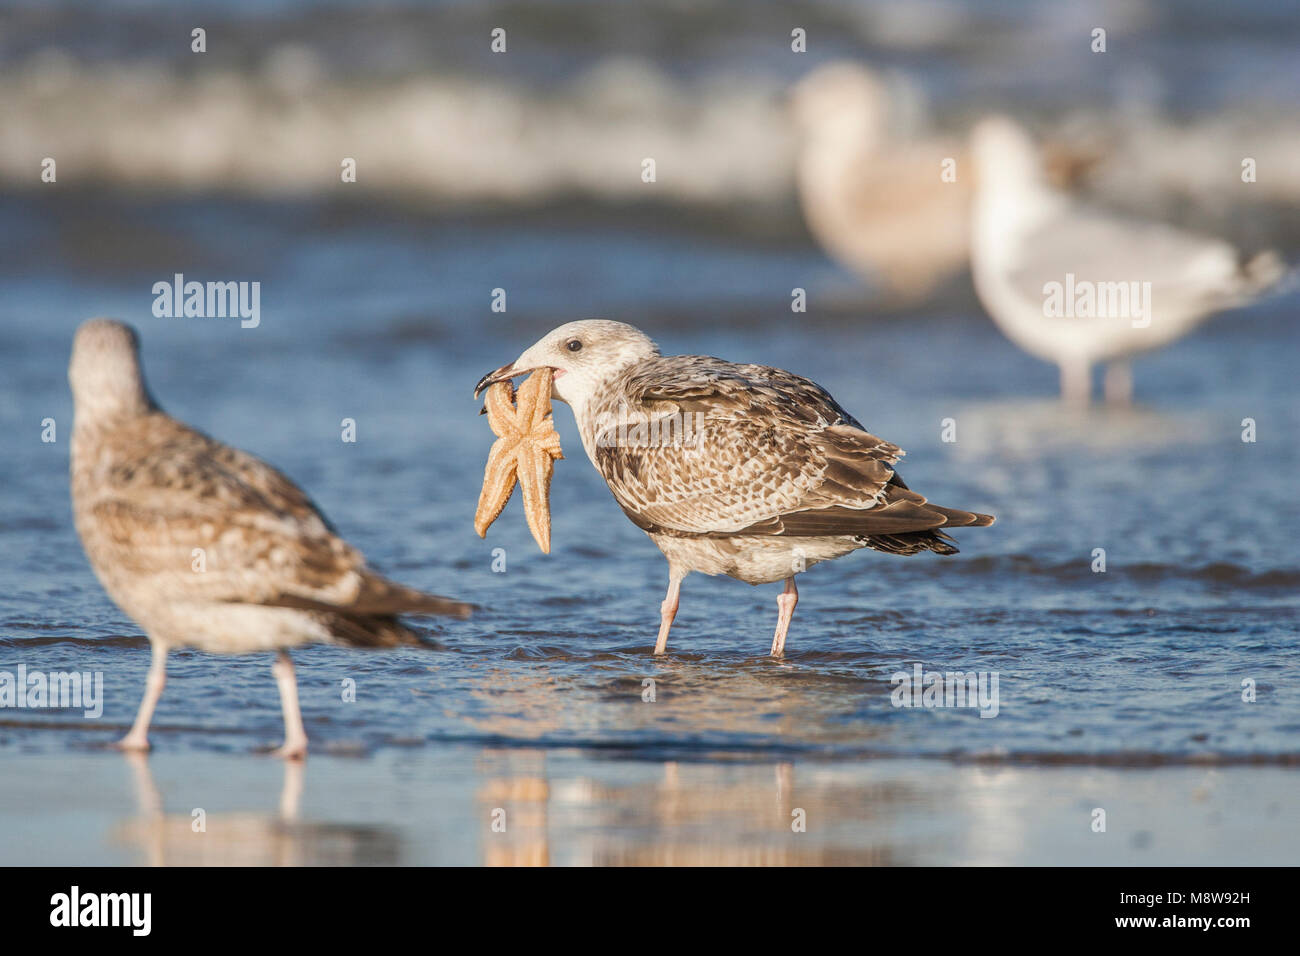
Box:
566 339 583 352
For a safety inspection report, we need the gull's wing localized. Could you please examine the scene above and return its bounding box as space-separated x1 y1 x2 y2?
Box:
593 357 992 543
1007 209 1246 312
75 412 470 617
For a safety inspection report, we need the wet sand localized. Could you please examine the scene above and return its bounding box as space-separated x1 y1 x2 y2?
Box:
2 749 1295 866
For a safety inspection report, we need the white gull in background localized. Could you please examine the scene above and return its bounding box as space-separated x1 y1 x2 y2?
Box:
476 320 994 657
970 116 1286 404
70 319 471 758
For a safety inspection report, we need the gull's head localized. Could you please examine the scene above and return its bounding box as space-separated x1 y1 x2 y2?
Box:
474 319 659 413
69 318 154 423
970 115 1045 190
791 62 890 152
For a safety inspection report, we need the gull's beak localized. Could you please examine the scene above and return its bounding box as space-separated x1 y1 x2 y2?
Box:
474 363 522 399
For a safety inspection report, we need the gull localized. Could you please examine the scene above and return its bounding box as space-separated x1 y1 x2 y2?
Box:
792 62 971 303
475 320 994 656
970 115 1286 404
791 63 1099 305
69 319 472 758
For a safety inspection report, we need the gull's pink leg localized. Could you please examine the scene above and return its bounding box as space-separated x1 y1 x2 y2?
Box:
271 650 308 760
1059 359 1091 406
118 643 167 752
654 576 682 655
770 577 798 657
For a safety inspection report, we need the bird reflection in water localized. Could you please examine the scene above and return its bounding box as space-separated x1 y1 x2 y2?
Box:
476 751 900 866
111 752 401 866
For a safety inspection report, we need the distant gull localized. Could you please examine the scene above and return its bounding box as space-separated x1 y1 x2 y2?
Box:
476 319 994 656
792 62 971 303
792 63 1098 305
970 115 1286 404
69 319 471 758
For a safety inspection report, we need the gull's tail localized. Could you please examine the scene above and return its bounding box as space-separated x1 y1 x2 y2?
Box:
860 502 995 557
1240 249 1288 299
264 573 474 647
321 614 430 648
343 573 476 619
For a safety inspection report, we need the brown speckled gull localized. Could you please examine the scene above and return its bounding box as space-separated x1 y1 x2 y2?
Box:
70 318 471 758
475 319 994 657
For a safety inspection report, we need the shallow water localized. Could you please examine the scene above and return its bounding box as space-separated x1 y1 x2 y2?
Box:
3 200 1299 862
2 194 1297 775
4 751 1296 866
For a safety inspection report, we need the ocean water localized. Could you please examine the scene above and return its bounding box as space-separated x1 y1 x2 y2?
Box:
4 0 1300 218
2 193 1297 770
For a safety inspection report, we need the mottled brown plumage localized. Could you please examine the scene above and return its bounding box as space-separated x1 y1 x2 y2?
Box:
592 356 991 554
69 318 471 756
476 319 994 657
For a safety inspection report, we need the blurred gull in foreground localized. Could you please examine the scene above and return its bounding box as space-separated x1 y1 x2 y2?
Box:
69 319 471 758
970 116 1286 404
476 320 993 657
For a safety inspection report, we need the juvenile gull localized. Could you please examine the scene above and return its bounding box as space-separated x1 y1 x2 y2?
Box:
970 115 1286 404
476 320 994 656
70 319 471 758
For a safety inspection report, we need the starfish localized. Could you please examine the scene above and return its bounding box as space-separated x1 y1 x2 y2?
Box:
474 368 564 553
